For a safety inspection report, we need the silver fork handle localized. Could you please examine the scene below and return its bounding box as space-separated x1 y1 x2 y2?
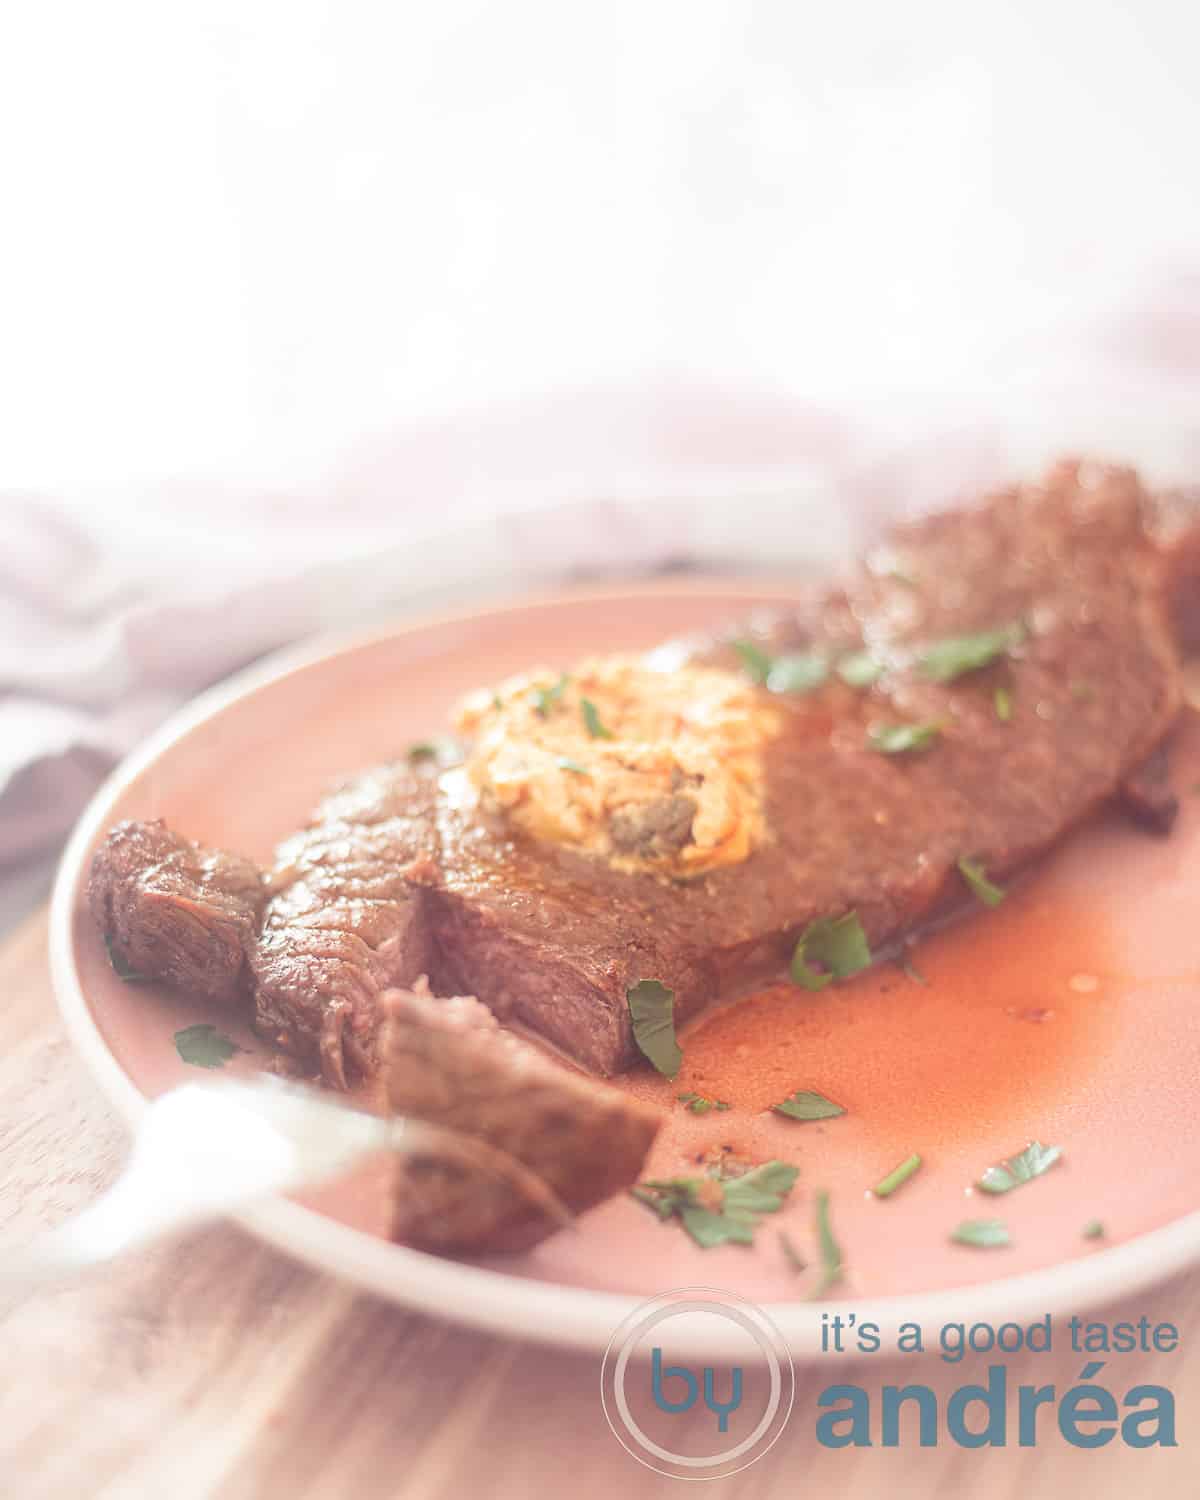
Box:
0 1080 395 1297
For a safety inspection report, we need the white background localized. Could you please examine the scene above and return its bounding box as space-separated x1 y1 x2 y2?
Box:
3 1 1200 511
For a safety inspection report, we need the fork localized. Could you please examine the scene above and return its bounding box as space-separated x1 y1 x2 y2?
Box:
0 1076 401 1295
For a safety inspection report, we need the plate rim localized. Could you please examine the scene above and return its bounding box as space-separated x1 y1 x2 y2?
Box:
48 577 1200 1360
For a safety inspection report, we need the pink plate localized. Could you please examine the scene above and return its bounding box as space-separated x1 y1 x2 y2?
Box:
49 580 1200 1358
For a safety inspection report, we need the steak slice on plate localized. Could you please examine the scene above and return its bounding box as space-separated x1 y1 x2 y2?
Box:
87 819 265 1004
388 1122 577 1255
381 978 660 1250
248 761 442 1088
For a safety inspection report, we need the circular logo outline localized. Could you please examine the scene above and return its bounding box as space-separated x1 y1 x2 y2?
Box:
600 1286 795 1481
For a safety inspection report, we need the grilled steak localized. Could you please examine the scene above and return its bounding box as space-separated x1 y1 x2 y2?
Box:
388 460 1195 1074
89 461 1200 1083
382 978 659 1245
87 819 265 1003
389 1122 576 1254
249 763 440 1087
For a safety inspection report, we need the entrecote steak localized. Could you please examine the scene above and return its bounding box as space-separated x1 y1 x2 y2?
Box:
381 979 660 1250
89 461 1200 1082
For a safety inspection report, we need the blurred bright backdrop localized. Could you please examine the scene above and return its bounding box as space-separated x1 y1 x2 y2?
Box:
3 0 1200 509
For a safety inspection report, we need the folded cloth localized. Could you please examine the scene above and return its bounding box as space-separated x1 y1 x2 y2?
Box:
0 381 870 868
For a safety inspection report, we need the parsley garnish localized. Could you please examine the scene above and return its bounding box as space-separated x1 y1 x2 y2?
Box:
867 721 941 755
958 856 1006 907
731 639 773 684
581 697 615 739
766 653 829 696
977 1140 1062 1195
994 686 1013 722
790 911 872 989
104 933 148 983
174 1024 242 1070
627 979 682 1077
406 735 461 764
1082 1219 1106 1240
631 1161 799 1248
780 1230 807 1272
731 639 831 696
532 673 570 717
773 1089 845 1122
677 1091 730 1114
951 1218 1011 1248
873 1153 922 1198
915 622 1025 682
836 650 884 688
811 1190 844 1298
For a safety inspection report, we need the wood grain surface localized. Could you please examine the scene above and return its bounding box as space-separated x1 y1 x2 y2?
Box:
0 905 1196 1500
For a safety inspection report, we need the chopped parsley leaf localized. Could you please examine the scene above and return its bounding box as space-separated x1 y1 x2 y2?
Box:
873 1153 922 1198
773 1089 845 1122
732 639 833 697
867 720 941 755
174 1023 242 1070
580 697 615 739
532 673 570 717
766 653 829 696
631 1161 799 1248
977 1140 1063 1195
406 735 462 765
958 856 1006 907
790 911 872 989
731 639 773 684
730 638 832 696
916 622 1025 682
810 1190 844 1298
677 1091 730 1115
951 1218 1011 1249
836 650 884 688
104 933 148 983
627 979 682 1077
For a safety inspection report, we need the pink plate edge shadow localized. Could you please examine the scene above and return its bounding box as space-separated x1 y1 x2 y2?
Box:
47 577 1200 1361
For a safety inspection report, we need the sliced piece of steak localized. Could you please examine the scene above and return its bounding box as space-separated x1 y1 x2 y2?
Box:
388 1122 575 1254
88 819 265 1003
381 979 660 1235
250 762 441 1087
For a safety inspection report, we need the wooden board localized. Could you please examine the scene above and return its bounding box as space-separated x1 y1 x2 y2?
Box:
1 905 1197 1499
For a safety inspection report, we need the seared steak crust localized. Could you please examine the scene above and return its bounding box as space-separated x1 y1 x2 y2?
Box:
249 763 440 1087
87 819 265 1003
